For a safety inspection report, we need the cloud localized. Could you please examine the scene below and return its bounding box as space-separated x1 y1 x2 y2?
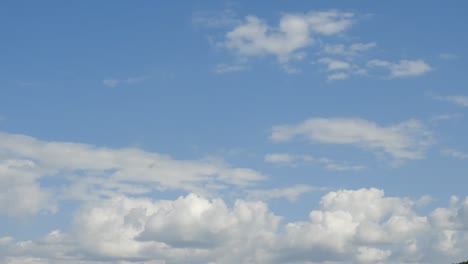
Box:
271 118 433 160
435 95 468 107
247 185 315 202
102 75 149 88
2 189 468 263
367 59 432 78
213 63 247 73
264 153 366 171
224 11 355 63
318 58 351 71
0 131 266 216
430 113 463 122
322 42 376 57
439 53 459 60
192 8 240 29
0 159 56 217
327 72 349 80
442 148 468 160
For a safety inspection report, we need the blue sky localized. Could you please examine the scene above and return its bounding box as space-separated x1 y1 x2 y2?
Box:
1 1 468 263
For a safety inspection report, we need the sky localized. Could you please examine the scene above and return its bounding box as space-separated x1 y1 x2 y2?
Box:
1 1 468 263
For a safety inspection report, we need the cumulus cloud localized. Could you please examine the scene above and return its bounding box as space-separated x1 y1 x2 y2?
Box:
264 153 366 171
2 189 468 263
224 11 355 63
0 131 266 216
367 59 432 78
271 118 433 160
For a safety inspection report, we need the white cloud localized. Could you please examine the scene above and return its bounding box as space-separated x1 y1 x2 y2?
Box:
327 72 349 81
367 59 432 78
0 159 56 217
442 148 468 159
264 153 296 163
271 118 433 160
224 11 355 63
435 95 468 107
247 185 315 202
264 153 365 171
0 131 266 216
2 189 468 263
318 58 351 71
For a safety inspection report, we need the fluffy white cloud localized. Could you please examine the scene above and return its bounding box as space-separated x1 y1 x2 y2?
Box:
224 11 355 63
367 59 432 78
271 118 432 160
0 131 266 216
71 194 280 263
2 189 468 263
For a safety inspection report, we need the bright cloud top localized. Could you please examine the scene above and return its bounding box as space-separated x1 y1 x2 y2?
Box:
2 189 468 264
271 118 433 160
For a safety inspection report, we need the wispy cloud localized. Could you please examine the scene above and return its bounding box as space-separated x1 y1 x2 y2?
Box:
442 148 468 159
247 184 315 202
430 113 463 122
367 59 432 78
322 42 376 57
434 95 468 107
439 53 459 60
264 153 366 171
214 63 248 74
271 117 433 160
193 9 240 29
102 75 150 88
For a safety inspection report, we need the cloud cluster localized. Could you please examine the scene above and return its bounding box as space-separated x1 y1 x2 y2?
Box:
271 117 433 160
1 189 468 263
223 10 354 69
